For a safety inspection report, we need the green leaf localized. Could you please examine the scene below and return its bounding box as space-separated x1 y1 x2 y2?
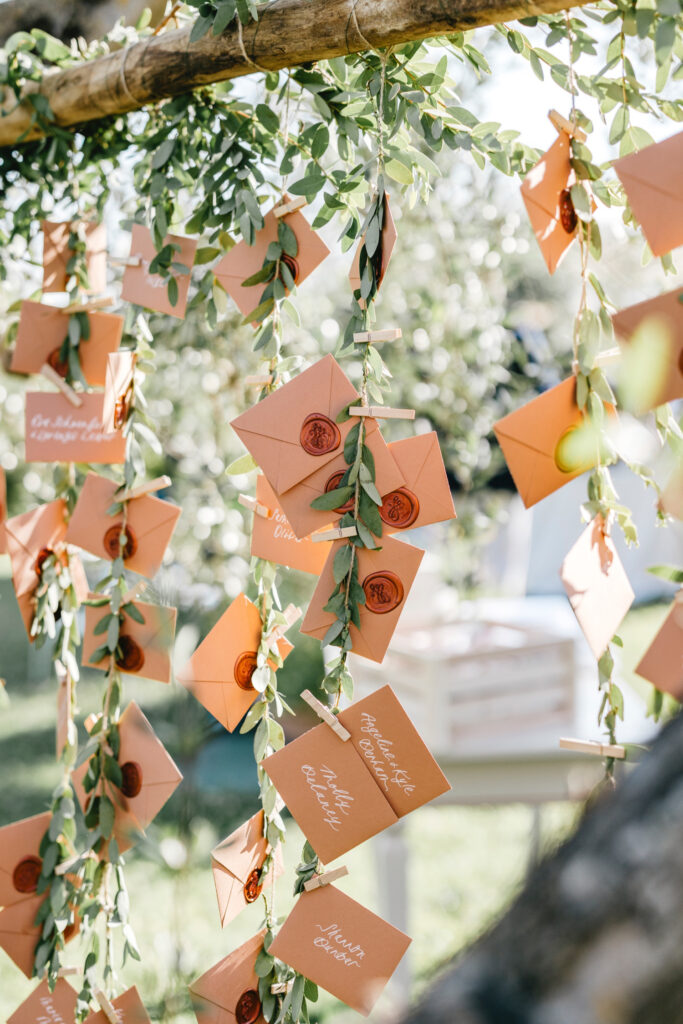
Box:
152 139 176 170
384 159 413 185
227 453 258 475
333 544 353 583
190 13 214 43
310 486 354 511
323 619 346 646
647 564 683 583
99 796 115 839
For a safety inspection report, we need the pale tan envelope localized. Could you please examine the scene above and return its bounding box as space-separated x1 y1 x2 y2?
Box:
189 930 267 1024
381 432 456 533
635 598 683 699
102 351 136 432
613 131 683 257
8 978 78 1024
521 132 577 274
211 810 284 927
612 287 683 409
0 892 78 978
82 598 177 684
25 392 126 464
0 812 50 911
121 224 197 319
84 985 151 1023
11 301 123 385
42 220 107 294
250 476 332 574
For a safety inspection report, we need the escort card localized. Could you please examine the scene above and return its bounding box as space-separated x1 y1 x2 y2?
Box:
25 393 126 463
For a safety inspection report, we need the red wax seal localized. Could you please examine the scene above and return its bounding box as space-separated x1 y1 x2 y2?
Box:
243 868 263 904
234 651 258 691
235 989 261 1024
12 855 42 894
47 347 68 378
300 414 341 456
281 253 300 284
34 547 54 577
120 760 143 798
379 487 419 528
325 471 354 513
115 635 145 673
103 524 137 560
559 188 578 234
363 570 404 614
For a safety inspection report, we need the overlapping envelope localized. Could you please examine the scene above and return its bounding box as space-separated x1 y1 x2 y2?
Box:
85 985 151 1024
0 466 6 554
66 472 180 578
269 884 410 1016
25 392 126 464
0 812 50 910
263 686 449 862
11 301 124 385
613 131 683 257
521 132 579 274
214 197 330 318
493 377 612 509
5 499 89 638
0 892 78 977
42 220 107 294
635 598 683 699
121 224 197 319
661 469 683 521
612 287 683 410
301 535 424 663
250 476 332 573
349 193 397 302
560 517 635 659
211 810 284 927
8 978 78 1024
83 597 177 684
102 351 136 432
380 432 456 533
189 930 267 1024
177 592 293 732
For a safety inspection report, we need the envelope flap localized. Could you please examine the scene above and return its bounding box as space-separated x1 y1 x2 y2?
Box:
614 131 683 201
560 518 617 596
5 499 67 560
118 701 183 790
521 133 572 217
613 287 683 341
190 931 265 1009
0 892 43 935
0 812 51 905
177 593 261 686
494 378 580 456
211 810 266 879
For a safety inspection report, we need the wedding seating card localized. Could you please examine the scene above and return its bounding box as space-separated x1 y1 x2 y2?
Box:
381 432 456 533
102 351 136 432
42 220 107 293
84 985 151 1024
211 810 283 927
121 224 197 318
0 811 50 910
612 287 683 411
521 133 579 275
250 476 332 574
8 978 78 1024
613 130 683 257
0 893 78 977
635 598 683 698
11 301 123 385
189 931 267 1024
82 598 177 684
25 393 126 464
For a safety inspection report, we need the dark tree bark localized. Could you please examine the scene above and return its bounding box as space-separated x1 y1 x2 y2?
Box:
0 0 165 45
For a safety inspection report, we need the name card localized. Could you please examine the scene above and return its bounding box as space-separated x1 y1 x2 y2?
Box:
250 476 331 574
8 978 78 1024
25 393 126 464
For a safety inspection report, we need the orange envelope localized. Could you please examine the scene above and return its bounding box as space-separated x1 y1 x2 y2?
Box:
214 198 330 318
66 472 180 579
211 810 284 927
301 535 424 664
8 977 78 1024
102 351 136 433
0 812 50 910
380 432 456 533
84 985 151 1024
83 598 177 684
521 132 579 275
349 193 397 301
560 517 635 660
189 930 267 1024
635 599 683 699
613 131 683 257
25 392 126 464
73 701 183 853
0 466 6 554
177 592 293 732
121 224 197 319
0 892 78 978
269 885 410 1017
612 287 683 409
42 220 107 294
11 301 124 385
250 476 332 573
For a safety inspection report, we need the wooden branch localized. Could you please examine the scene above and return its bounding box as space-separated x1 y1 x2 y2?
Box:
0 0 590 147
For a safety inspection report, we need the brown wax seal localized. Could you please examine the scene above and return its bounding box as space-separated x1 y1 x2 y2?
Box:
559 188 578 234
300 414 341 456
120 760 143 798
103 523 137 560
63 920 78 942
325 471 354 513
281 253 300 284
12 855 42 894
234 651 258 691
115 635 145 673
235 989 262 1024
47 347 68 378
363 570 404 614
34 547 54 577
379 487 419 528
243 868 263 904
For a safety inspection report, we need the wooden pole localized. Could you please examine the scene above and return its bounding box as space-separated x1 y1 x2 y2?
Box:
0 0 590 148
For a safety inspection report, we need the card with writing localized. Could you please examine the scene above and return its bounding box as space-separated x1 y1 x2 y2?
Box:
0 892 78 977
42 220 107 294
269 884 411 1016
250 476 332 573
84 985 151 1024
82 597 177 684
211 810 283 927
612 287 683 411
521 133 579 275
8 978 78 1024
25 392 126 464
11 301 123 385
121 224 197 319
613 130 683 258
636 598 683 699
189 930 266 1024
349 193 397 304
102 351 136 433
381 432 456 534
0 811 50 911
0 466 6 554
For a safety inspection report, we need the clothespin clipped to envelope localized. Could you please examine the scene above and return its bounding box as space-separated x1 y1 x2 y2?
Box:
64 296 114 314
548 109 587 142
57 966 79 977
120 475 172 502
571 346 621 375
301 689 350 741
121 580 146 605
268 603 301 643
353 328 402 344
349 405 415 420
271 980 295 995
40 363 83 408
95 988 119 1024
238 493 272 519
245 373 276 386
312 525 357 543
303 865 349 891
559 737 626 759
109 255 142 268
273 196 307 219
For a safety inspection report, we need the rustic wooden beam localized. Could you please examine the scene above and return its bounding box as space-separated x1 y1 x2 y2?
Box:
0 0 589 148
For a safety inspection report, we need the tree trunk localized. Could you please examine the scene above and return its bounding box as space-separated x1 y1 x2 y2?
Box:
0 0 166 46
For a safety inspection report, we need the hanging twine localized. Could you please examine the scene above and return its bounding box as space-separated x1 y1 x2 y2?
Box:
348 0 373 52
236 15 271 73
118 51 137 106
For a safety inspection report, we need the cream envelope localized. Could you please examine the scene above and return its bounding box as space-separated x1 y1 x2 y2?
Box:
42 220 107 293
0 893 78 978
612 287 683 409
348 193 397 303
66 472 180 579
211 810 284 927
177 592 293 732
189 930 267 1024
102 351 136 433
521 132 578 275
0 466 6 554
0 812 50 911
231 355 360 497
269 885 410 1017
11 301 124 385
635 598 683 699
83 598 177 684
301 535 424 664
8 977 78 1024
84 985 151 1024
121 224 197 318
380 432 456 533
25 392 126 464
250 476 332 574
214 198 330 318
560 517 635 660
613 131 683 257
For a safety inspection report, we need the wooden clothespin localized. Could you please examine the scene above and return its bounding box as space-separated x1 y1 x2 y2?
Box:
353 328 402 344
121 581 146 605
120 475 172 502
55 852 90 876
64 296 114 314
571 347 622 375
303 865 349 891
548 109 587 143
84 712 102 734
273 196 307 218
349 405 415 420
271 980 294 995
109 255 142 268
57 966 79 978
40 363 83 408
94 989 119 1024
268 604 302 643
559 737 626 759
312 525 357 543
301 689 350 741
245 373 275 386
238 494 272 519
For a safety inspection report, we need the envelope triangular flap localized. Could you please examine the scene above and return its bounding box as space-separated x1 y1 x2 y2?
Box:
5 499 68 595
190 930 266 1010
0 812 51 908
560 517 614 598
635 601 683 696
8 978 79 1024
117 701 183 828
613 131 683 256
0 893 47 977
494 378 581 456
521 132 572 222
385 432 456 528
211 810 266 880
177 593 261 687
613 288 683 343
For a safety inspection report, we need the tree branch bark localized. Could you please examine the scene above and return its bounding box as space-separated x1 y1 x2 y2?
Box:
0 0 590 148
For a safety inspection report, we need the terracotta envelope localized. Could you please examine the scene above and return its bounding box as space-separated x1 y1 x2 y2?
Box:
661 470 683 521
84 985 151 1024
612 287 683 409
214 198 330 318
176 592 293 732
0 466 6 554
521 132 578 275
66 472 180 579
613 131 683 257
121 224 197 319
0 812 50 911
211 810 284 927
25 392 126 464
83 598 177 684
8 977 78 1024
189 930 267 1024
560 517 635 660
42 220 107 294
269 885 411 1017
380 432 456 533
635 598 683 699
102 351 136 433
0 892 78 978
11 301 124 385
301 535 424 664
250 476 332 573
348 193 397 302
